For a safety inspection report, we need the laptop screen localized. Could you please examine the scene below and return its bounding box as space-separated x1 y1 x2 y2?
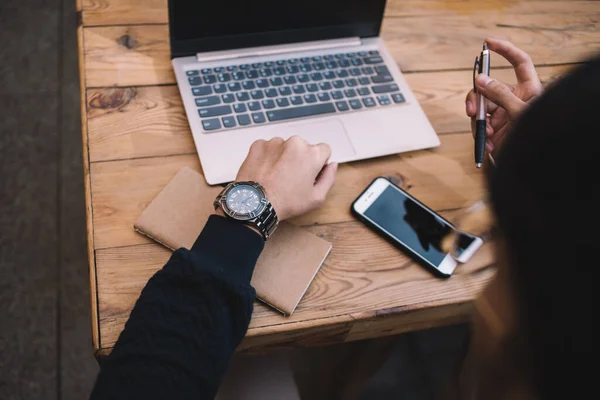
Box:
169 0 387 57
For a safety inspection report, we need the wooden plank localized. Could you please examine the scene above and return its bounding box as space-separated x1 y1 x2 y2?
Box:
86 66 567 163
82 7 600 87
89 133 485 250
79 0 599 27
95 219 495 350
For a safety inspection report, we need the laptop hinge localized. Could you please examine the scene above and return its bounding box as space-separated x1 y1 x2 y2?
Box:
196 37 362 63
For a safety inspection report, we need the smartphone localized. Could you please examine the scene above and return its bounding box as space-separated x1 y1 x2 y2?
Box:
351 177 483 277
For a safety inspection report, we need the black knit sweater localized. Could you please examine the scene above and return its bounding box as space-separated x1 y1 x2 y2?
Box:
90 215 265 399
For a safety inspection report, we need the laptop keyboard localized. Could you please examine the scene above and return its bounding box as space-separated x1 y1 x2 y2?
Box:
185 50 406 132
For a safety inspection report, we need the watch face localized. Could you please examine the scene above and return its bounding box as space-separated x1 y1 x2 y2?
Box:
225 184 264 218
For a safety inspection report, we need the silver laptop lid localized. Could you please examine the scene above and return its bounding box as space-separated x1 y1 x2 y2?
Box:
168 0 387 58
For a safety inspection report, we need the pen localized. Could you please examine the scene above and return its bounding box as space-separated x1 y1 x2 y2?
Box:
475 43 490 168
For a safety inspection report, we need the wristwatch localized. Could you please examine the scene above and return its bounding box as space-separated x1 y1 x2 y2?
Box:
213 181 279 240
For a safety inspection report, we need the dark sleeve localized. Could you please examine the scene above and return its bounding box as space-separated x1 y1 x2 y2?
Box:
90 215 264 400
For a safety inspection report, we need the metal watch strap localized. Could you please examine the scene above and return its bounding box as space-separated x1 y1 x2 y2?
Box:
253 201 279 240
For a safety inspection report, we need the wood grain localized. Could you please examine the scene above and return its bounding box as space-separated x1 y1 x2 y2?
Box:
79 0 600 26
82 5 600 87
90 133 485 250
96 219 495 350
86 66 567 163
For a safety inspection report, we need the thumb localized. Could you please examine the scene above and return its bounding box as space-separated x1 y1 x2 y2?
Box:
314 162 338 202
476 74 525 117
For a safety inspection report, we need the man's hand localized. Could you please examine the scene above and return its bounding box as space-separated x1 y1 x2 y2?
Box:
466 38 543 154
236 136 338 221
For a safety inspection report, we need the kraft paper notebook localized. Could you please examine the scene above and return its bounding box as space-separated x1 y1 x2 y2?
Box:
134 167 332 315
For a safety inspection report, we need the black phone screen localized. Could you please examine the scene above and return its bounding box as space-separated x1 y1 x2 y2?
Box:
363 185 475 266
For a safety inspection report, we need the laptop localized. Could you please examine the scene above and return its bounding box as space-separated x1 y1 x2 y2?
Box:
168 0 440 185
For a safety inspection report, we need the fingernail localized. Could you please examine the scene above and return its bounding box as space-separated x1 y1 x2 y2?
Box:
476 74 492 87
486 142 494 152
466 101 473 114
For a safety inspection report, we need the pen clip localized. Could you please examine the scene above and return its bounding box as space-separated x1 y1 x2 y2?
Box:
473 56 480 93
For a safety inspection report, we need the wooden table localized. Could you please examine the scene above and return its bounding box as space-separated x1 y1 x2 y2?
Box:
76 0 599 358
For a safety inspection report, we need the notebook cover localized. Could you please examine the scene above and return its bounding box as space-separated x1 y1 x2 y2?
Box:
134 167 332 315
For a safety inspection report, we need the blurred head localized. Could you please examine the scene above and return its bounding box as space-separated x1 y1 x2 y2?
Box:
468 56 600 398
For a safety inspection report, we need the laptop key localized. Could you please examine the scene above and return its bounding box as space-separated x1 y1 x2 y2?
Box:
346 78 358 87
227 65 237 71
372 74 394 83
192 86 212 96
259 68 273 77
201 68 212 74
313 62 325 71
319 82 332 90
351 58 363 66
288 58 298 64
377 95 391 105
279 86 292 96
359 77 370 85
344 89 357 98
252 63 262 68
349 99 362 109
213 84 227 93
256 79 269 88
324 71 336 80
202 118 221 131
326 61 338 69
358 87 370 96
264 61 274 67
372 83 399 94
217 73 231 82
335 101 349 111
266 103 336 122
364 56 384 64
358 51 367 56
187 70 199 76
236 92 250 102
284 75 297 85
251 90 264 99
292 85 305 94
347 52 356 57
270 77 283 86
318 92 331 101
333 80 345 89
375 65 390 75
222 116 236 127
286 65 299 74
277 60 286 65
339 59 350 68
188 77 202 86
331 90 343 100
232 71 244 81
246 70 259 79
363 97 376 107
301 57 310 63
195 95 220 107
362 66 374 75
336 69 349 78
262 99 276 109
222 94 235 103
304 94 317 103
324 55 334 60
265 88 278 98
392 93 406 103
306 84 319 93
214 67 224 73
312 56 322 61
239 64 250 70
252 112 266 123
310 72 323 81
247 101 261 111
234 103 247 113
369 50 380 55
297 74 309 83
335 53 345 59
237 114 251 126
350 68 361 76
276 97 290 107
199 105 232 118
228 82 241 91
300 64 312 73
290 96 303 105
274 67 286 76
242 80 255 90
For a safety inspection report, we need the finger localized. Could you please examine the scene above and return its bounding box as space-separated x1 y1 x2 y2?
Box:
312 142 333 167
314 162 338 202
475 74 526 117
465 90 477 117
484 38 539 85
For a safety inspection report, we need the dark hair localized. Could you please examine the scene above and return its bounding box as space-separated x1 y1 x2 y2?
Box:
489 56 599 398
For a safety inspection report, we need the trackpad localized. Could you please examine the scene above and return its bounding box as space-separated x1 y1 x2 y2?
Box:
262 119 356 162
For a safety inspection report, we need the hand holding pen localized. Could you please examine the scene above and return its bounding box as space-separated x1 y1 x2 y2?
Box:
466 38 543 160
